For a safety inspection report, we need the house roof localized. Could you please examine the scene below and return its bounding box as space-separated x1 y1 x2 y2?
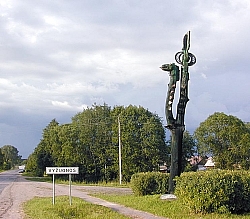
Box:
204 157 215 167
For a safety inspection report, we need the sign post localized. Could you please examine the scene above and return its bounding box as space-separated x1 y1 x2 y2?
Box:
52 174 55 205
46 167 79 205
69 174 72 205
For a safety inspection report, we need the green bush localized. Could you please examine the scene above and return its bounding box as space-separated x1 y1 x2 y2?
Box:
174 170 250 214
130 172 169 196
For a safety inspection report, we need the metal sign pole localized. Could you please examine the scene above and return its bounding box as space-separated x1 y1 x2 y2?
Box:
69 174 72 205
46 167 79 205
52 174 55 205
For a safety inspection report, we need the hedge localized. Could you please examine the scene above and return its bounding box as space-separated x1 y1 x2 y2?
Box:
130 172 169 196
174 170 250 214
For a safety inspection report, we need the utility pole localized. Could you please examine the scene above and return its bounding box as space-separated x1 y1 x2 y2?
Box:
118 116 122 185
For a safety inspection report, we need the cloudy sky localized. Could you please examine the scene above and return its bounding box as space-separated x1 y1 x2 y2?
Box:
1 0 250 158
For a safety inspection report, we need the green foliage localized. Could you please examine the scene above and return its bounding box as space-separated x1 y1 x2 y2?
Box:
0 145 22 169
23 196 129 219
245 122 250 131
183 162 198 172
25 144 51 176
112 105 167 182
26 104 167 182
175 170 250 214
95 193 250 219
194 112 250 170
96 193 186 219
130 172 169 196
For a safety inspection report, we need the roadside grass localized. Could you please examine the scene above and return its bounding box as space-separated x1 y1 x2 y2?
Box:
24 176 52 182
24 175 129 188
94 193 250 219
23 176 250 218
55 179 130 188
23 196 130 219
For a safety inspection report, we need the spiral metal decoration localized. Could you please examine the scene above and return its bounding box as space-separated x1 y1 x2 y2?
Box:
175 51 196 66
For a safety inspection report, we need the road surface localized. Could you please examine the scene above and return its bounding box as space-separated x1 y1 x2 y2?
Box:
0 170 19 194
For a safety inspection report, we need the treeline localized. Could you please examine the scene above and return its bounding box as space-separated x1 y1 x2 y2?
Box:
26 105 250 183
0 145 22 170
26 104 168 182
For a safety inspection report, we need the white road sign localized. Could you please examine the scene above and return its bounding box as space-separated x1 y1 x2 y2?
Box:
46 167 79 175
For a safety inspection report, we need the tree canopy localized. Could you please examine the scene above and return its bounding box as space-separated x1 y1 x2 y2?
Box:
246 122 250 131
26 104 168 182
0 145 22 170
194 112 250 170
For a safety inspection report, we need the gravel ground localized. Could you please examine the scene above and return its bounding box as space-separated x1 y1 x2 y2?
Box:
0 174 167 219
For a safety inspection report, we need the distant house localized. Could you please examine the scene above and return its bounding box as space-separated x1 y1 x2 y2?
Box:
204 157 215 169
159 165 168 173
188 156 215 171
159 162 170 173
188 156 204 166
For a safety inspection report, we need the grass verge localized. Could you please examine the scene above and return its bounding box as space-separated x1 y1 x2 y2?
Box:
23 176 250 218
23 196 130 219
24 176 129 187
94 193 250 219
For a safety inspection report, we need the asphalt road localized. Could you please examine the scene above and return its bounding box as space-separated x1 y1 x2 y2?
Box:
0 169 19 195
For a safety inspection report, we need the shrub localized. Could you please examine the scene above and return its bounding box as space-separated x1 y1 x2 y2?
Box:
130 172 169 196
174 170 250 214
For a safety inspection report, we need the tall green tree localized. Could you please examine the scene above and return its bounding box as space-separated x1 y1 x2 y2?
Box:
25 141 52 176
246 122 250 132
71 103 114 182
42 119 61 166
1 145 22 169
27 104 167 182
238 133 250 169
56 124 78 166
112 105 167 182
194 112 250 169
